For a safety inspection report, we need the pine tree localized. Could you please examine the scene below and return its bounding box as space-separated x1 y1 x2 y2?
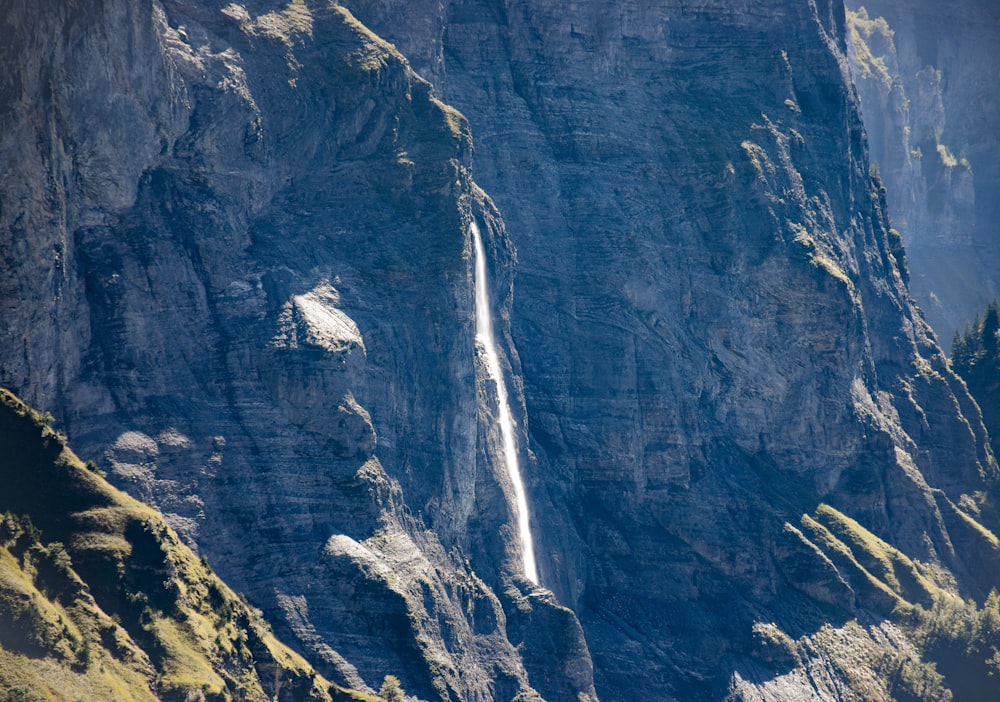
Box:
984 303 1000 355
951 302 1000 458
378 675 405 702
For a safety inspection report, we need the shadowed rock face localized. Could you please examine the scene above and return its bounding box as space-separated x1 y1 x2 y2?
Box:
336 0 1000 698
2 0 1000 701
0 1 594 701
845 0 1000 344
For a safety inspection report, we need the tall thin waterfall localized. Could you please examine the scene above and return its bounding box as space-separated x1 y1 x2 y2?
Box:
471 220 539 585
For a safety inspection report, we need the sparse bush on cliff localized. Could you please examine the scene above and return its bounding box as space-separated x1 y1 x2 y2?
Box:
899 592 1000 702
378 675 405 702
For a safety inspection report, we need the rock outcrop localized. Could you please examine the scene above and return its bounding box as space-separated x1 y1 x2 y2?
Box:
845 0 1000 343
3 0 1000 700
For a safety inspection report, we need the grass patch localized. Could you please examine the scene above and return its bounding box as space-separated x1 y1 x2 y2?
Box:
0 388 349 701
146 617 226 697
813 504 942 606
800 513 904 614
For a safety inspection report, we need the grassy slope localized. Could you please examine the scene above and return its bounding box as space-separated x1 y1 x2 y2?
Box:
0 388 339 702
776 503 1000 701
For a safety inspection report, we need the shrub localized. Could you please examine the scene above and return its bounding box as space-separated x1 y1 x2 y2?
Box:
378 675 404 702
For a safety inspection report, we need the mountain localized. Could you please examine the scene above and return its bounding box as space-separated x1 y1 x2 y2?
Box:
0 1 592 700
335 0 1000 697
0 387 351 701
844 0 1000 345
2 0 999 700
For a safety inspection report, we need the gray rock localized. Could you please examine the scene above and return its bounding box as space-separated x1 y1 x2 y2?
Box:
3 0 1000 700
338 0 1000 698
0 1 594 700
845 0 1000 344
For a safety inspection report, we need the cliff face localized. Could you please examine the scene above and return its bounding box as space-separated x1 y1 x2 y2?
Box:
3 1 1000 701
845 0 1000 344
0 2 593 701
337 0 1000 698
0 388 333 701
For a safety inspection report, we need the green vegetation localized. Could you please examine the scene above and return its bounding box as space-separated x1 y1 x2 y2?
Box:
951 302 1000 457
812 505 942 607
846 7 895 87
795 503 952 616
799 511 904 613
377 675 404 701
814 620 950 702
787 503 1000 699
898 593 1000 702
0 388 345 701
0 509 162 702
329 683 382 702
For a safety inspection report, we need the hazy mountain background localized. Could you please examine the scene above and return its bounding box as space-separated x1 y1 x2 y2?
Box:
845 0 1000 346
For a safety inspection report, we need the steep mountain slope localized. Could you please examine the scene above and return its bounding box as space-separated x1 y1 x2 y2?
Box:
845 0 1000 344
0 388 336 701
3 0 1000 701
0 2 593 701
333 0 1000 698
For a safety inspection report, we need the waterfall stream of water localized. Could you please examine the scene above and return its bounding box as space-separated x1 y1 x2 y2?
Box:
471 221 539 585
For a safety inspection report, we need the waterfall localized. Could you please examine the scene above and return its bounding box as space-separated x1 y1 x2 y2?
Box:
471 220 539 585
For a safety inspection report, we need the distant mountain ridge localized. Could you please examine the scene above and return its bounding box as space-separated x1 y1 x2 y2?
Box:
845 0 1000 344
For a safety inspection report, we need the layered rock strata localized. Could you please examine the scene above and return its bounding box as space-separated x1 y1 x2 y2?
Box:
337 0 1000 698
3 0 1000 700
845 0 1000 343
0 1 594 700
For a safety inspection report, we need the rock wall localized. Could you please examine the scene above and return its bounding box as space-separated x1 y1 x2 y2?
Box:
845 0 1000 344
3 0 1000 700
0 1 594 700
337 0 1000 698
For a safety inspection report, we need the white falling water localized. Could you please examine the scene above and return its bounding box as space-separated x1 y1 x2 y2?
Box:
471 220 539 585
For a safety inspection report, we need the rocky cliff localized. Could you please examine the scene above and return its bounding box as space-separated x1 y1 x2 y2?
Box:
845 0 1000 344
2 0 1000 701
330 0 1000 698
0 2 593 700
